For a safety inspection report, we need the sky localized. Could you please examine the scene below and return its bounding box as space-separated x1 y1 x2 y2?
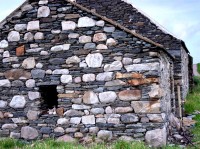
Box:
0 0 199 64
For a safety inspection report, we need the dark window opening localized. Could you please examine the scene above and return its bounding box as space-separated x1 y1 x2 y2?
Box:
39 85 58 110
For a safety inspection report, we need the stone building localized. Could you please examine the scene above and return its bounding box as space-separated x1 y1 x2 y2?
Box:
0 0 191 147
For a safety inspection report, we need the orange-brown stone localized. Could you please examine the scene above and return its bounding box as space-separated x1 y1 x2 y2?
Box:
128 78 159 86
56 107 64 116
16 45 25 56
118 90 141 101
116 72 143 79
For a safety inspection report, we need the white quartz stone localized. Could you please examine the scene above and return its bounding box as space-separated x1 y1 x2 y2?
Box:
61 75 72 84
78 17 96 27
27 21 40 31
9 95 26 108
7 31 20 42
62 21 77 30
37 6 50 18
85 53 103 68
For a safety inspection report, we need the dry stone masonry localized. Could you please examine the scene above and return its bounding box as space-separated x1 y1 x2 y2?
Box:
0 0 191 148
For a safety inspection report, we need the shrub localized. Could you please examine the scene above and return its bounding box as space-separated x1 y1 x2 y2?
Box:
197 63 200 74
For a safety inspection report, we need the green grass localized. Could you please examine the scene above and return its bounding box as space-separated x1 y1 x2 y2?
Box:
197 63 200 74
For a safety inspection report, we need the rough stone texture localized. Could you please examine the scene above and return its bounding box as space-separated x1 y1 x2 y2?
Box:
22 57 36 69
78 17 96 27
0 40 8 48
27 110 39 120
66 56 80 64
21 126 39 140
104 61 123 72
0 79 11 87
28 92 40 100
61 75 72 84
83 91 99 104
27 21 40 31
62 21 77 30
125 63 159 72
7 31 20 42
119 90 141 101
145 127 167 147
131 101 161 113
2 124 18 130
82 74 95 82
57 135 76 142
37 6 50 18
93 33 107 42
97 130 113 141
82 115 95 124
9 95 26 109
0 100 7 108
85 53 103 68
96 72 113 81
99 91 117 103
121 114 139 123
79 35 91 43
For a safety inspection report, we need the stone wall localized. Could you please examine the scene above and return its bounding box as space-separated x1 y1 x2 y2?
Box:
76 0 192 106
0 0 174 147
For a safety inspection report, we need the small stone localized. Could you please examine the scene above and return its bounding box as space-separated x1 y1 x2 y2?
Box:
96 72 113 81
21 126 39 140
82 74 95 82
56 107 64 116
68 33 79 38
141 117 149 123
0 40 8 48
3 51 9 58
0 100 7 108
61 75 72 84
51 30 61 34
122 58 132 65
104 61 123 72
72 104 91 110
27 21 40 31
96 118 106 123
145 127 167 147
65 13 80 19
115 107 133 113
63 44 71 50
64 109 84 117
147 114 163 122
2 124 17 130
9 95 26 109
39 0 48 5
57 118 69 125
57 135 75 142
66 56 80 64
26 48 43 53
21 4 33 11
74 132 83 138
7 31 20 42
131 100 161 113
93 33 107 42
91 108 104 115
36 63 43 68
97 130 112 141
105 106 113 114
83 91 99 104
96 44 108 50
70 117 81 124
54 127 65 133
62 21 76 30
121 114 139 123
103 27 115 33
106 38 117 46
28 91 40 100
74 77 82 83
148 84 163 98
119 136 134 142
89 127 99 134
133 58 141 63
31 69 45 79
119 90 141 101
22 57 36 69
107 117 120 124
24 32 34 41
27 110 39 120
78 17 96 27
49 58 65 65
3 57 18 63
26 79 35 88
4 112 13 118
85 53 103 68
0 79 11 87
34 32 44 40
53 69 69 75
51 45 64 52
37 6 50 18
10 132 20 139
40 127 52 134
79 35 92 43
99 91 117 103
105 80 126 87
96 20 105 26
82 115 95 124
84 43 96 49
16 45 25 56
14 24 27 31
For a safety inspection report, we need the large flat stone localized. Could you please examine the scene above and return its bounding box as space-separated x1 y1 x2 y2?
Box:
131 100 161 113
96 72 113 81
104 61 123 72
118 90 141 101
21 126 39 140
125 63 159 72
